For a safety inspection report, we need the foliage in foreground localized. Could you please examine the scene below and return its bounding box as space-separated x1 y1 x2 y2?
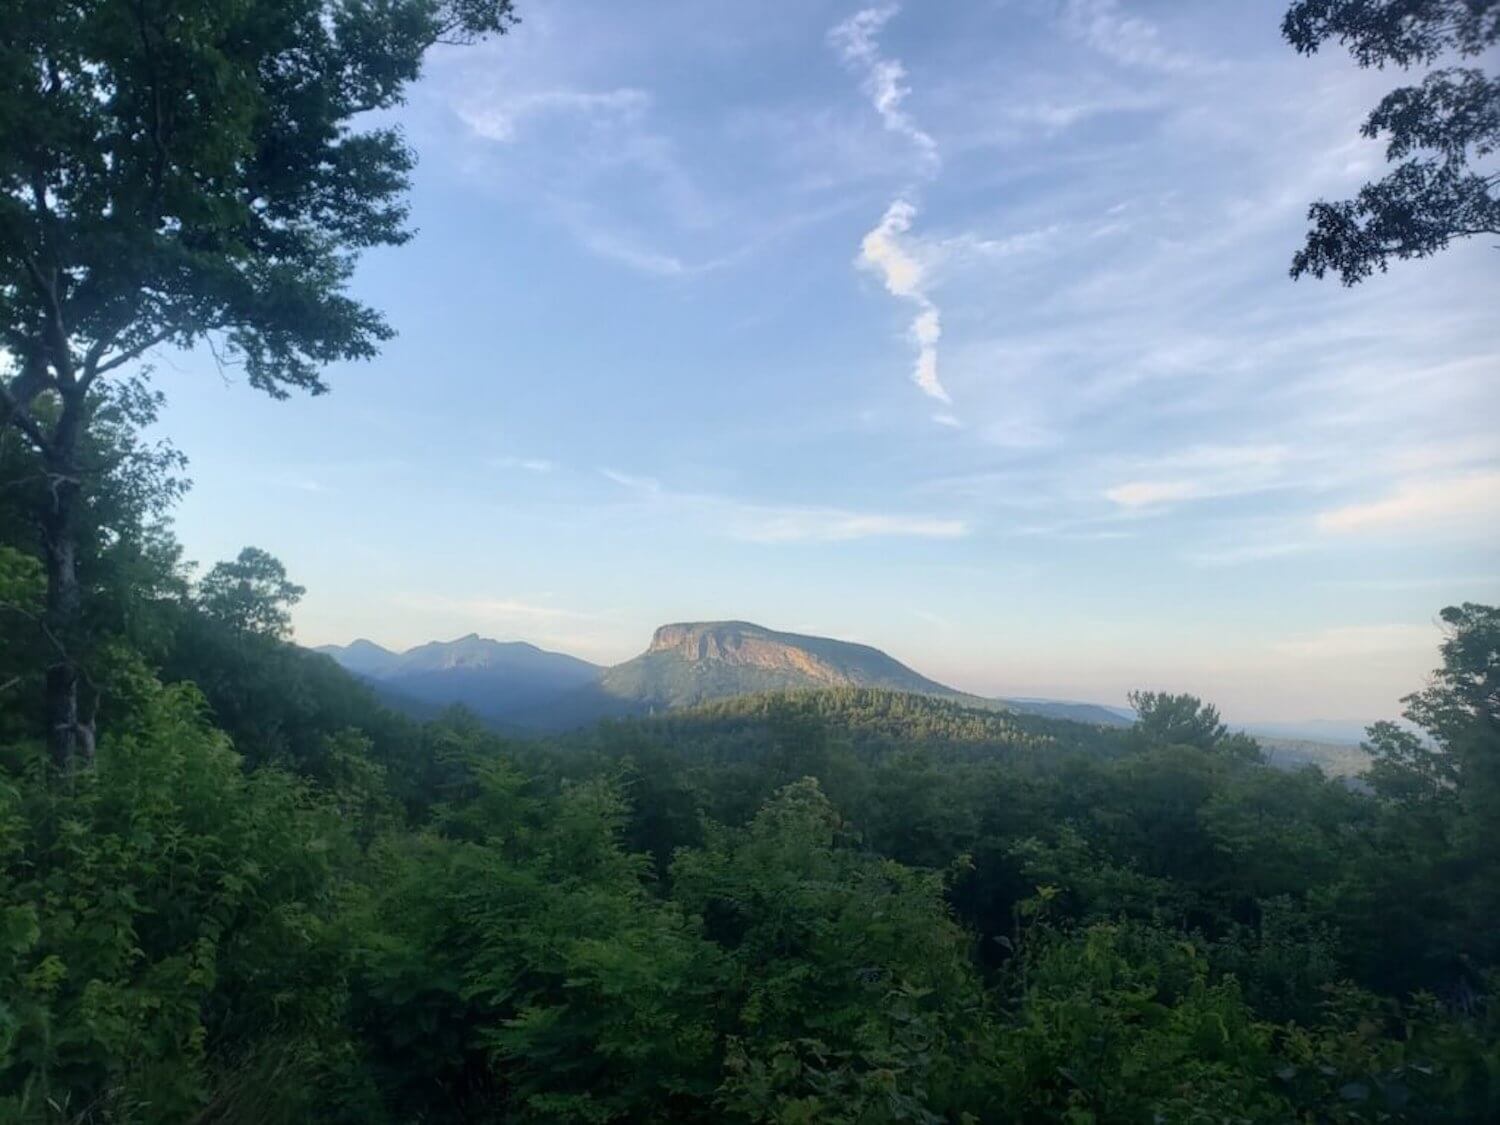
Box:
0 603 1496 1121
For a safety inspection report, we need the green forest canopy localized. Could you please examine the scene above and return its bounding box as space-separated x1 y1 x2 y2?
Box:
1 413 1498 1118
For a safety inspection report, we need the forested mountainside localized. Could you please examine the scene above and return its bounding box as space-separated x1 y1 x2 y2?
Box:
321 627 1374 776
1254 734 1374 778
1 395 1495 1121
6 474 1498 1119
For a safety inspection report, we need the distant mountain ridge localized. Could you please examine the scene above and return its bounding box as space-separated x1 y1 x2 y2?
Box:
322 638 403 678
315 634 602 724
314 623 1371 778
315 620 991 730
315 620 1135 732
1001 697 1134 727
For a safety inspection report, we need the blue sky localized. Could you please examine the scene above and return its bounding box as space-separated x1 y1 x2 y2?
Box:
151 0 1499 721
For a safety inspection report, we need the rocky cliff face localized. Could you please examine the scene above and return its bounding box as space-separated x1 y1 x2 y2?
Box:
646 622 853 684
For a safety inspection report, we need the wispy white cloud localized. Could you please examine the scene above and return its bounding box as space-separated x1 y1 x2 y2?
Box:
1389 435 1497 475
1003 94 1160 131
442 19 718 277
394 593 602 623
944 225 1064 260
492 456 555 473
600 467 663 494
1272 623 1439 661
258 473 329 494
387 592 625 661
1060 0 1208 75
728 507 966 543
831 5 954 410
1317 472 1500 535
859 198 951 403
600 464 966 543
457 87 651 142
1104 480 1203 509
828 5 938 171
179 0 1500 722
572 228 691 276
1103 444 1294 510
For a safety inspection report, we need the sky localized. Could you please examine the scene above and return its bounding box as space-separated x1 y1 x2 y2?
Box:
149 0 1499 723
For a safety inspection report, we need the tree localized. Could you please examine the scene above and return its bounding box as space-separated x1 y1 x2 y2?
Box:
1365 603 1499 809
1127 690 1228 751
0 382 187 740
196 547 305 639
1283 0 1500 283
0 546 44 717
1356 604 1500 993
0 0 516 767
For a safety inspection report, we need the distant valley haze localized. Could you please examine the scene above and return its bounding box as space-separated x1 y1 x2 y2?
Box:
315 620 1379 744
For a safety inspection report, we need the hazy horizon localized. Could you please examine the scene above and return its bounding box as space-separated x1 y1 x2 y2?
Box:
309 620 1426 729
147 0 1498 723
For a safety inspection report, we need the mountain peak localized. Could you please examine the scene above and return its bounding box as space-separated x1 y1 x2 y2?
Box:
649 620 773 654
316 633 603 723
345 638 394 654
608 620 962 711
315 637 401 677
646 621 847 680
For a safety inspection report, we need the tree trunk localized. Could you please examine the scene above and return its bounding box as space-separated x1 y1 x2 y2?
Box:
40 394 93 769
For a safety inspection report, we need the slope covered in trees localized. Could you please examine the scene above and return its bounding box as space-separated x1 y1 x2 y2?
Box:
1 318 1495 1123
3 439 1498 1117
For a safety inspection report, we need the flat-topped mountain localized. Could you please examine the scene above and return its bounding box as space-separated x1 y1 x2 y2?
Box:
503 620 990 731
603 620 961 708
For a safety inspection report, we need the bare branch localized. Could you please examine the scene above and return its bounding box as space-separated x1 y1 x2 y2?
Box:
84 326 177 388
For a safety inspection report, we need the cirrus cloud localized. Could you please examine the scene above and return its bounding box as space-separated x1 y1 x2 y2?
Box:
828 5 938 169
1105 480 1204 509
858 199 951 403
600 465 967 543
1317 472 1500 535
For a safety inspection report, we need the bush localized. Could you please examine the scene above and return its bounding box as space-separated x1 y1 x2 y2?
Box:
0 680 359 1123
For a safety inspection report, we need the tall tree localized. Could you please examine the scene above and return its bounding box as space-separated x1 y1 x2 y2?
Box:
0 0 515 766
197 547 305 639
1366 602 1500 807
1283 0 1500 283
1127 690 1228 752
